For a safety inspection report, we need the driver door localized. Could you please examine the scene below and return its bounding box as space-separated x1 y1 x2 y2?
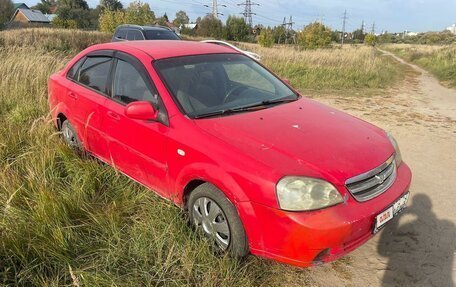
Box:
104 52 170 196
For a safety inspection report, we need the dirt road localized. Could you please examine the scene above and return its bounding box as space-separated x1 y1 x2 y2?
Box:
303 50 456 286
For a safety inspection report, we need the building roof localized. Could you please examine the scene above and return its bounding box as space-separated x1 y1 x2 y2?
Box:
13 3 29 9
90 40 239 60
14 8 50 23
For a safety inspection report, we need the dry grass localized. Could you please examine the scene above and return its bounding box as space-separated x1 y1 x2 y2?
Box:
383 43 456 88
0 28 409 286
239 43 407 93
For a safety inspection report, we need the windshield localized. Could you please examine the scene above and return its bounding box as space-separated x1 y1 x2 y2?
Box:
144 30 180 40
155 54 298 118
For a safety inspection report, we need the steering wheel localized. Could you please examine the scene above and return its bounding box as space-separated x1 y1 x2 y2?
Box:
223 86 249 103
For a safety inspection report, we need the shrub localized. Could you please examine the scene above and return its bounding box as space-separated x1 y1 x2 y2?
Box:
196 15 225 39
226 16 250 42
297 22 332 49
258 28 274 48
365 34 377 46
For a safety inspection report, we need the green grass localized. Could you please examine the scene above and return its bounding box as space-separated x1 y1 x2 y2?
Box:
0 28 408 286
383 44 456 88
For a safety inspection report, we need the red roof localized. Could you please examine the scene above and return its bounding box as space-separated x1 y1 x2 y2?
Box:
91 40 239 60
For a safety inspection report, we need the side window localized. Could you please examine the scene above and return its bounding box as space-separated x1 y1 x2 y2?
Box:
112 59 156 105
223 63 275 93
78 57 112 94
126 30 144 41
115 29 127 40
67 57 85 80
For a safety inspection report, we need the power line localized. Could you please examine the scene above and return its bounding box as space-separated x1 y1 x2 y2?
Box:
237 0 259 27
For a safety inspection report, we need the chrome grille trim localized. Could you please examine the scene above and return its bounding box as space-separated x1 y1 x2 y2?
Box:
345 155 397 202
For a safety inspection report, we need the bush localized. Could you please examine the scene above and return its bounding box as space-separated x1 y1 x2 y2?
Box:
258 28 274 48
365 34 377 46
297 22 332 49
226 16 249 42
98 1 155 33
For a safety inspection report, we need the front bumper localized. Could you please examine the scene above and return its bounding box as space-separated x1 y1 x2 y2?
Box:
238 163 412 267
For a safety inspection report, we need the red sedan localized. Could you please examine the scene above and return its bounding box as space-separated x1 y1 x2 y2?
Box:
48 40 412 267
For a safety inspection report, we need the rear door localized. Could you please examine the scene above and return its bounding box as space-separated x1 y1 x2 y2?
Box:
104 52 170 195
67 51 114 161
126 29 145 41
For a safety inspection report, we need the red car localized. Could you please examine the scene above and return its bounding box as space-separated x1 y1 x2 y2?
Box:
48 41 412 267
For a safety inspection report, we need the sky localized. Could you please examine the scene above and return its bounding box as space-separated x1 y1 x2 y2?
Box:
22 0 456 32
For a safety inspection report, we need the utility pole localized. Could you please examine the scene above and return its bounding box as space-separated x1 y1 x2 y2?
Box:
204 0 226 18
238 0 259 27
341 10 348 45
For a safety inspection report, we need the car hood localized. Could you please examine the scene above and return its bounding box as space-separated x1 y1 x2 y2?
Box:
194 98 395 185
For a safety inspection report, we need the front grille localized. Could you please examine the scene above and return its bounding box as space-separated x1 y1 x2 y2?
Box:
345 155 397 202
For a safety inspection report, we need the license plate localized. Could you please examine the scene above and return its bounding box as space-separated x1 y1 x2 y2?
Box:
373 192 409 234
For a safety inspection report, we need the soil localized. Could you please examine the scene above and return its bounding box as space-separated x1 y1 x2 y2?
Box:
296 49 456 287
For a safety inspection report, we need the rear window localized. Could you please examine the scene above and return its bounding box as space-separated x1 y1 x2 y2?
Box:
144 30 180 40
78 57 112 94
67 57 85 80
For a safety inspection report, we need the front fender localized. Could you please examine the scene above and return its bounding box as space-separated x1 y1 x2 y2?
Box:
174 162 251 206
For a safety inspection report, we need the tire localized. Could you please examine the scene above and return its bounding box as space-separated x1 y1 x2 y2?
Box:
187 183 249 258
61 120 84 152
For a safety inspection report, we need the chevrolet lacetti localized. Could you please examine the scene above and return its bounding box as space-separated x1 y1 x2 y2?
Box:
48 41 412 267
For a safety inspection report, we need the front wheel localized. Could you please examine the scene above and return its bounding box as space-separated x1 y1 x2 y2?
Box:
187 183 249 258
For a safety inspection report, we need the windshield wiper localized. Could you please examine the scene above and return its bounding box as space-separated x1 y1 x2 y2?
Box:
193 96 298 119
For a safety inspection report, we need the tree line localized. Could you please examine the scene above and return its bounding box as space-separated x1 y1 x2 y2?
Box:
1 0 455 48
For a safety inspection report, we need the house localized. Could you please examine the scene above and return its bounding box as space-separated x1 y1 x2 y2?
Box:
447 24 456 34
181 23 198 30
9 8 51 27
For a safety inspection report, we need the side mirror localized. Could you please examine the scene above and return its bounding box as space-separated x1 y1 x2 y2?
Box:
282 78 291 85
125 101 157 121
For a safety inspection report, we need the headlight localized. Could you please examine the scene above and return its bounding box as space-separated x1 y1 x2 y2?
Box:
276 177 344 211
387 133 402 166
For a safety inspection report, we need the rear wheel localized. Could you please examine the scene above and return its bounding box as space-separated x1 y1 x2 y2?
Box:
61 120 83 152
188 183 249 258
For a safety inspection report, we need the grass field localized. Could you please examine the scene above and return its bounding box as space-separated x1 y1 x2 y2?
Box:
382 44 456 88
0 28 406 286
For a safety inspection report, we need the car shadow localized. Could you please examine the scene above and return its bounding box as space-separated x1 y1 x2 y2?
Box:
377 193 455 287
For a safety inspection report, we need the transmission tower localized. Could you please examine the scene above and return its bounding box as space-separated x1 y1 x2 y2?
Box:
204 0 226 18
341 10 348 45
371 22 376 34
238 0 259 27
280 16 295 44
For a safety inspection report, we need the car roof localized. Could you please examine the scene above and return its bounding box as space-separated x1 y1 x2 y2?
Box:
91 40 241 60
116 24 172 31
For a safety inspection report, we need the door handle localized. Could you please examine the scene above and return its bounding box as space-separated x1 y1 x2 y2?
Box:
107 111 120 121
68 92 78 99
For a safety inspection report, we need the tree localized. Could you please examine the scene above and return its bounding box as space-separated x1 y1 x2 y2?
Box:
364 34 377 46
32 0 57 14
99 1 155 33
125 1 155 25
57 0 89 10
173 10 189 28
352 29 365 43
258 28 274 47
0 0 14 29
272 25 286 43
56 6 92 28
99 9 125 32
225 16 249 42
99 0 122 11
297 22 332 49
196 15 224 38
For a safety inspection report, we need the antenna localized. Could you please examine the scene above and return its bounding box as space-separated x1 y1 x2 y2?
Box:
238 0 259 27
